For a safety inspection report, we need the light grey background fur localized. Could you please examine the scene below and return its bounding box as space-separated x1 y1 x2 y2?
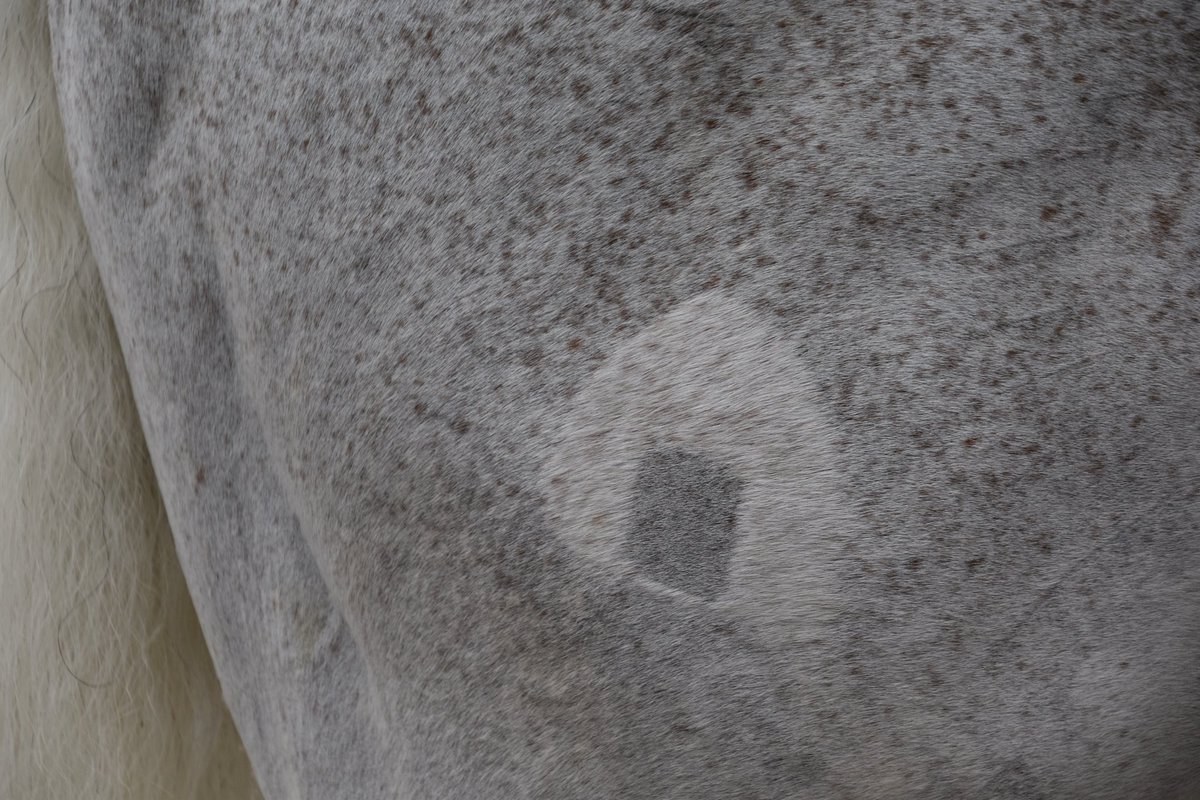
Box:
49 1 1200 797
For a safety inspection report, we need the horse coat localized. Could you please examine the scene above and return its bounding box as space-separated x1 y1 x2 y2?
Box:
2 1 258 796
9 0 1200 797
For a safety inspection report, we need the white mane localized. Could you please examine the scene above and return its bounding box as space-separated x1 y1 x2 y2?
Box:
0 0 260 795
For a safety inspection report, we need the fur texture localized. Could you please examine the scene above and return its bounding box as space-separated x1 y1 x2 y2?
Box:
42 1 1200 797
0 0 260 796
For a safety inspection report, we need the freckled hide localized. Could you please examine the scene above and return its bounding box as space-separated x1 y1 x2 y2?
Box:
1 1 259 798
42 1 1200 798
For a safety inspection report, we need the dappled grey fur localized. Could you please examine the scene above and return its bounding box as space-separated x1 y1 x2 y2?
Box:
1 1 258 797
49 1 1200 798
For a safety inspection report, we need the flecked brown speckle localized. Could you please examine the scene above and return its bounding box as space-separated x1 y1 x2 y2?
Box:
49 1 1200 798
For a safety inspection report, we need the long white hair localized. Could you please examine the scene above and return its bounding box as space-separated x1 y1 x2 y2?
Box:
0 0 261 796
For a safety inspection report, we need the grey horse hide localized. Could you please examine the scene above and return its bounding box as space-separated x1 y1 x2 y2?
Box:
49 1 1200 798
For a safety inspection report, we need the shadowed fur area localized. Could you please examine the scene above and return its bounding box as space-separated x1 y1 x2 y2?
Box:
0 0 261 796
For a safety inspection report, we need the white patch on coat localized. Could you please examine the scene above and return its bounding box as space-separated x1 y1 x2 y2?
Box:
540 290 854 645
